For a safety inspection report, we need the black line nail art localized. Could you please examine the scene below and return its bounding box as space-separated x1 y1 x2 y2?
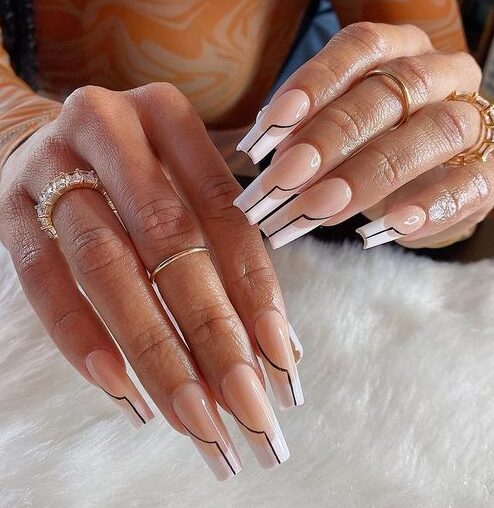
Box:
256 340 298 406
181 422 237 476
362 226 407 240
267 213 334 239
101 388 146 424
228 408 281 464
244 183 305 214
246 119 304 154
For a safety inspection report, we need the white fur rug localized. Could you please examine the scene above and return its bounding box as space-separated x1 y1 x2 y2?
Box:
1 237 494 508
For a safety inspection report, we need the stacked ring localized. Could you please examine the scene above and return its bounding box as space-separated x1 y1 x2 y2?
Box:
445 91 494 166
35 169 116 239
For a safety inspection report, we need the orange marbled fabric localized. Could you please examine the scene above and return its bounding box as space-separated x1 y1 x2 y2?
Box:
0 0 468 169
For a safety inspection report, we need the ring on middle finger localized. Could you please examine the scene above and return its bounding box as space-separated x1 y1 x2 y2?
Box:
362 69 412 130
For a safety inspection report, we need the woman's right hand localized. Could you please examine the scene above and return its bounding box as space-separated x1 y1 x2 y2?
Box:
0 83 303 480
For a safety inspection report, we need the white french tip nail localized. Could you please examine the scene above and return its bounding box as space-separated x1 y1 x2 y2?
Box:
236 89 310 165
356 206 427 250
234 144 322 225
289 323 303 364
260 178 352 249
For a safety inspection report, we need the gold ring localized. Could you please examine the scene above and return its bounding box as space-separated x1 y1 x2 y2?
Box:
150 247 211 284
35 169 116 239
362 69 412 130
445 91 494 166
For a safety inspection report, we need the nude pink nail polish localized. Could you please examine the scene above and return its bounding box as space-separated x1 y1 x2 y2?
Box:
221 364 289 468
234 143 321 224
356 206 427 249
260 178 352 249
173 382 241 481
237 89 310 164
255 311 304 410
85 350 154 428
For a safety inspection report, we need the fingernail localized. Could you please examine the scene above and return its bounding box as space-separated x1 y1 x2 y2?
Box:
221 364 289 468
237 90 310 164
356 205 427 249
289 322 303 364
255 311 303 409
85 350 154 428
260 178 352 249
173 382 242 481
234 144 321 224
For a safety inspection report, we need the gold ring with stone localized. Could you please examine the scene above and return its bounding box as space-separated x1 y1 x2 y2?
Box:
445 91 494 166
35 169 116 239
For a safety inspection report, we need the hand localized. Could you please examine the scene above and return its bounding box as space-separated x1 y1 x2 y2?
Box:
0 83 304 480
234 22 492 249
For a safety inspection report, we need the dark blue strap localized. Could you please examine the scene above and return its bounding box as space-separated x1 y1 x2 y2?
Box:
0 0 37 89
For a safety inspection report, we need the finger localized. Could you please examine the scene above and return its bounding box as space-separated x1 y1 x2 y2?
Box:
0 191 153 429
235 51 482 224
130 84 304 410
259 99 482 248
62 85 288 468
236 22 433 163
356 163 494 248
24 141 242 480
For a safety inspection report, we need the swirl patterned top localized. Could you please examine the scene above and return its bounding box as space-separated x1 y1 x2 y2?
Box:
0 0 467 167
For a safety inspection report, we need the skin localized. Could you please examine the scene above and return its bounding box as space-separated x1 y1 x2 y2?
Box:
244 22 494 248
0 83 287 434
0 2 489 472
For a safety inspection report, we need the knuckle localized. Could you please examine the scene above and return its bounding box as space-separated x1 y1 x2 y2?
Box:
0 182 23 222
186 302 239 348
142 82 197 121
325 102 369 147
51 308 81 340
341 22 388 60
459 52 483 85
63 85 120 128
198 176 241 219
369 146 409 187
132 324 173 371
132 198 198 253
399 56 434 103
402 24 431 47
233 259 278 299
15 242 47 280
464 167 492 203
310 56 346 93
427 104 471 151
71 225 132 279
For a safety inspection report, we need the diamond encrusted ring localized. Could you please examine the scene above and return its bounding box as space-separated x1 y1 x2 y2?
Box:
35 169 116 239
445 91 494 166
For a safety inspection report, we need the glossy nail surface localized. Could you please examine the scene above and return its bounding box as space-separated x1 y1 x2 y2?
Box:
237 89 310 164
85 350 154 428
289 322 303 364
173 382 241 481
234 143 321 224
221 364 289 468
356 205 427 249
260 178 352 249
256 311 303 409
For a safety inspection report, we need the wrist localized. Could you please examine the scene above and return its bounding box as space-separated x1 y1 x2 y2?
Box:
0 94 62 170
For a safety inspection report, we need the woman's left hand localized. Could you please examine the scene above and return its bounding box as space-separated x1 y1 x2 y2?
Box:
234 22 492 249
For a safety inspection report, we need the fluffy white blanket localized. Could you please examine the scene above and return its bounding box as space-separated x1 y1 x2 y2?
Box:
1 238 494 508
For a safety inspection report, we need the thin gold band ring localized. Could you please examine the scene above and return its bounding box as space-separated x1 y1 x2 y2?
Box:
150 246 211 284
362 69 412 130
